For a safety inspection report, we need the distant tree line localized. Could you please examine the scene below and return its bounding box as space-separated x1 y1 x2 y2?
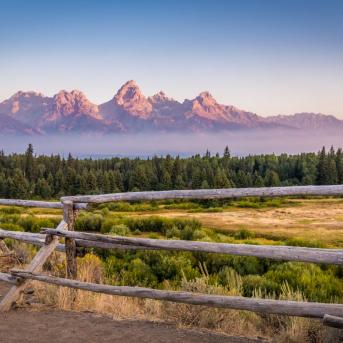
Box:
0 145 342 199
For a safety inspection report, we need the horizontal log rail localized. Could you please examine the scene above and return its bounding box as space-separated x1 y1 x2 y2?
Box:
6 269 343 319
323 314 343 329
0 199 87 210
61 185 343 203
0 228 68 253
3 228 343 264
2 225 343 267
0 272 21 285
41 228 343 265
0 229 153 252
2 185 343 208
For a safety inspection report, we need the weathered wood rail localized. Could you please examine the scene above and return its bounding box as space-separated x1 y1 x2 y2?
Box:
0 199 87 210
61 185 343 203
7 269 343 319
0 185 343 329
41 228 343 265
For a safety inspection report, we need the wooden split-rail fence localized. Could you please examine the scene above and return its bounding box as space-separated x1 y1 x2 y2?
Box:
0 185 343 329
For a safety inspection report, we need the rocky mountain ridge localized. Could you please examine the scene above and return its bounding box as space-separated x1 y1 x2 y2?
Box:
1 80 342 134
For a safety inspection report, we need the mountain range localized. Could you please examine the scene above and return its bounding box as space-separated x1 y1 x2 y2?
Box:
1 80 342 134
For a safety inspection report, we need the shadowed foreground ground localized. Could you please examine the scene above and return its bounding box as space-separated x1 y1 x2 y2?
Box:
0 283 262 343
0 309 263 343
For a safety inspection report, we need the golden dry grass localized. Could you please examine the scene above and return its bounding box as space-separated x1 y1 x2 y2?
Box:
2 197 342 246
31 252 326 342
135 198 343 247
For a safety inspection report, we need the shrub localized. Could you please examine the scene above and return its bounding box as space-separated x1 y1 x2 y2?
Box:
100 217 122 234
123 216 202 237
0 206 23 214
75 213 103 232
0 214 20 224
109 224 130 236
120 258 158 287
166 226 181 238
264 262 343 302
284 238 324 248
242 274 279 297
204 207 224 213
164 202 201 210
0 222 23 231
204 254 269 276
99 201 158 212
17 216 60 233
180 225 197 240
234 229 255 240
144 251 200 284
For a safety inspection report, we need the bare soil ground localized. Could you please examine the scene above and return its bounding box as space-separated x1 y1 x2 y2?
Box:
0 282 262 343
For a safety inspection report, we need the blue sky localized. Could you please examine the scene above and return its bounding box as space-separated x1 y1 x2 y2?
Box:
1 0 342 117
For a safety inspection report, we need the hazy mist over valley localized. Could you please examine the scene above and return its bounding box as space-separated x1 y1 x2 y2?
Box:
1 129 342 157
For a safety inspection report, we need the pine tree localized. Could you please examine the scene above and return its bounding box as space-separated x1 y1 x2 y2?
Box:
171 156 182 188
174 175 185 189
224 146 231 158
264 170 280 186
11 169 30 198
327 146 338 184
65 167 78 194
201 180 209 189
317 147 327 185
336 148 343 183
253 171 264 187
0 173 5 196
24 143 35 182
129 165 149 191
159 170 172 190
54 169 65 195
102 172 111 193
214 168 230 188
86 170 98 194
35 178 52 199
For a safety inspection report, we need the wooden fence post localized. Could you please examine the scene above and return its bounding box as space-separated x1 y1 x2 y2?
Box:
0 229 61 312
63 200 77 279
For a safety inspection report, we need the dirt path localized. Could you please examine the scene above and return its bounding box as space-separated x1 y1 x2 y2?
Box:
0 283 262 343
0 309 263 343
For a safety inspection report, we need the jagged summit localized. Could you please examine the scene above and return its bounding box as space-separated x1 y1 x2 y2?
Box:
0 90 50 125
149 91 175 103
193 91 220 109
114 80 139 102
50 90 101 120
10 90 45 99
113 80 152 118
184 91 232 122
197 91 214 100
1 81 342 134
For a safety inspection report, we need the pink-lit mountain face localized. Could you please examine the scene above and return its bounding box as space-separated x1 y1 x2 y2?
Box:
0 90 107 133
1 80 342 134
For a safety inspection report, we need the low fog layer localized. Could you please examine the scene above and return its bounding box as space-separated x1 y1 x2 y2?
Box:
1 130 342 157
